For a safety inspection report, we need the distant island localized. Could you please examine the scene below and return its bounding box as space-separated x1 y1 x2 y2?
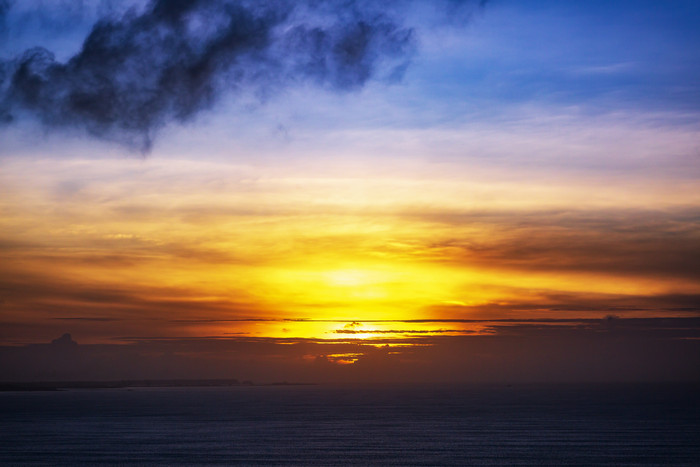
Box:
0 379 314 391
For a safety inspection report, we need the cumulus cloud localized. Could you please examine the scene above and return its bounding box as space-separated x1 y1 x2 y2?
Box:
0 0 482 152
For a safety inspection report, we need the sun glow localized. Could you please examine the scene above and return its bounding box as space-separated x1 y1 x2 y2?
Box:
261 262 470 323
324 269 381 287
2 157 697 345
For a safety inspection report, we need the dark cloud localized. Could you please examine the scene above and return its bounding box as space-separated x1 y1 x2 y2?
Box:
482 317 700 340
0 267 269 332
428 291 700 320
54 317 121 322
1 318 698 383
403 207 700 281
51 332 77 346
0 0 481 152
334 328 474 334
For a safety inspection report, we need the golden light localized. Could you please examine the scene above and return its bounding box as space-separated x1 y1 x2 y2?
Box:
324 269 380 287
2 158 696 345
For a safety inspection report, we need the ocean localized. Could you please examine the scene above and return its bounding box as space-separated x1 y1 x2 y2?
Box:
1 383 698 465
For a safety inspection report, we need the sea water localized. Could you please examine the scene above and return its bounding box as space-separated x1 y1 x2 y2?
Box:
1 383 698 465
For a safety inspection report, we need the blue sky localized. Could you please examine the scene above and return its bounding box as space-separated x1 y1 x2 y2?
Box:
2 0 699 153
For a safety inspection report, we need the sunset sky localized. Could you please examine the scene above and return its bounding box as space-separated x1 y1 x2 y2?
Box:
1 0 698 383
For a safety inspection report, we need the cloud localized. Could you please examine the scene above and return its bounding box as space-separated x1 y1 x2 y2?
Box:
51 332 77 346
334 328 474 334
0 266 271 333
401 207 700 281
54 317 121 322
2 318 698 383
0 0 482 152
428 291 700 320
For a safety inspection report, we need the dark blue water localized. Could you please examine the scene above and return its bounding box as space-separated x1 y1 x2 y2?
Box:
1 383 698 465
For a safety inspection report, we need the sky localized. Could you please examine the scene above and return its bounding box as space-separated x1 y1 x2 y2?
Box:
0 0 699 383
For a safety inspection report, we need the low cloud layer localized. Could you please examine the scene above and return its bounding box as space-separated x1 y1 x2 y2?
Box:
0 0 480 151
1 319 698 383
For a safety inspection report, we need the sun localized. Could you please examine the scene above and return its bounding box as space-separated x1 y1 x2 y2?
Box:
324 269 380 287
261 262 475 323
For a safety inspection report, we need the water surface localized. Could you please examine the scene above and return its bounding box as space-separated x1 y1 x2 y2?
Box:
1 383 698 465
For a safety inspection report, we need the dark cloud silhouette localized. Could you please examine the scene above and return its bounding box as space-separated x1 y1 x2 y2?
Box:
334 328 474 334
428 291 700 320
1 319 698 383
54 317 120 322
0 0 481 152
401 207 700 281
51 332 77 346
